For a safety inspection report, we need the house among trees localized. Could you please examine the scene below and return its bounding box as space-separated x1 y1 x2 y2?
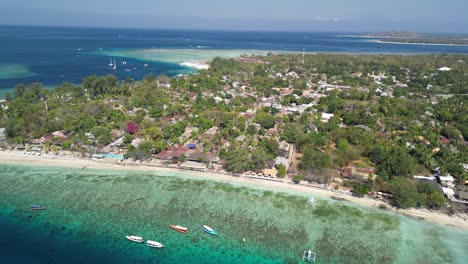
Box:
321 113 334 122
179 161 207 172
437 175 455 188
341 167 376 181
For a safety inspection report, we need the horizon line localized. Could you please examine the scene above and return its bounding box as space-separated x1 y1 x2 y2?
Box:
1 23 468 36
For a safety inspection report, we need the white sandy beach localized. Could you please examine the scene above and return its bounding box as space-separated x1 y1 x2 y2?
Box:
0 150 467 231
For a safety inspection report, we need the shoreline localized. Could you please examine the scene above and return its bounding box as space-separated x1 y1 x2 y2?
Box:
0 150 467 231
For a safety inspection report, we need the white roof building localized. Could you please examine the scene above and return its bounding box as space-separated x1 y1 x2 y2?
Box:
438 175 455 188
438 176 455 182
438 67 451 71
110 136 125 147
442 187 455 200
413 175 436 181
131 138 144 148
275 157 289 168
321 113 334 120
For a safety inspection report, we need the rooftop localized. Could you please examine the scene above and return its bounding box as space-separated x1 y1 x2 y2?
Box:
438 176 455 182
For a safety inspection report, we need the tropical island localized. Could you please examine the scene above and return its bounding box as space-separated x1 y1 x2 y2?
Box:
357 31 468 45
363 31 421 38
0 53 467 224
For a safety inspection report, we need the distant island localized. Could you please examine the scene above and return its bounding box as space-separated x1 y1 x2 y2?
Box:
364 31 421 38
356 31 468 46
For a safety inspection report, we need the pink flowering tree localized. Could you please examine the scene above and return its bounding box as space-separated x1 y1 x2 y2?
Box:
127 122 138 135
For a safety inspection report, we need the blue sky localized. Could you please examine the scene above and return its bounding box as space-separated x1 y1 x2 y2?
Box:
1 0 467 33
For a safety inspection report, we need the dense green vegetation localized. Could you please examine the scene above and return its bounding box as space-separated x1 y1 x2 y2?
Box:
1 53 467 210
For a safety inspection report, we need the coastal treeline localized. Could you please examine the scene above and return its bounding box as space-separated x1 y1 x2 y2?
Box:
1 53 467 210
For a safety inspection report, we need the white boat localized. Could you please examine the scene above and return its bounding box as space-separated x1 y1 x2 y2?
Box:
146 240 164 248
144 64 148 67
109 57 113 67
202 225 218 235
113 58 117 70
125 235 144 243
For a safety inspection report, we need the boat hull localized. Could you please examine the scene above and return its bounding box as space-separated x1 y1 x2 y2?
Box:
125 236 144 243
146 241 164 248
202 225 218 235
170 225 188 234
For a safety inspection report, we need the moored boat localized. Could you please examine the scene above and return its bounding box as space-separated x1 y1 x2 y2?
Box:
202 225 218 235
31 205 46 210
125 235 144 243
302 249 316 262
170 225 188 234
146 240 164 248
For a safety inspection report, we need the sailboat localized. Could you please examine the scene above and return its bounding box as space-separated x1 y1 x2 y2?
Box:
113 58 117 70
109 57 113 67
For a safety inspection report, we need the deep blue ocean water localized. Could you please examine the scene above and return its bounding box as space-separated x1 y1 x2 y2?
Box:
0 213 132 264
1 25 468 95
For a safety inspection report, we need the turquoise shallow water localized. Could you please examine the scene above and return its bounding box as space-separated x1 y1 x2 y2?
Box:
0 64 36 80
0 163 467 263
94 48 272 65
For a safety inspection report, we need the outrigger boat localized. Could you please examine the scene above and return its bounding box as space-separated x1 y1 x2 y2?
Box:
125 236 144 243
202 225 218 235
146 240 164 248
31 205 46 210
169 225 188 234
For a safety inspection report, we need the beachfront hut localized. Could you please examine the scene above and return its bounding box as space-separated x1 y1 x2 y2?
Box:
180 161 207 172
